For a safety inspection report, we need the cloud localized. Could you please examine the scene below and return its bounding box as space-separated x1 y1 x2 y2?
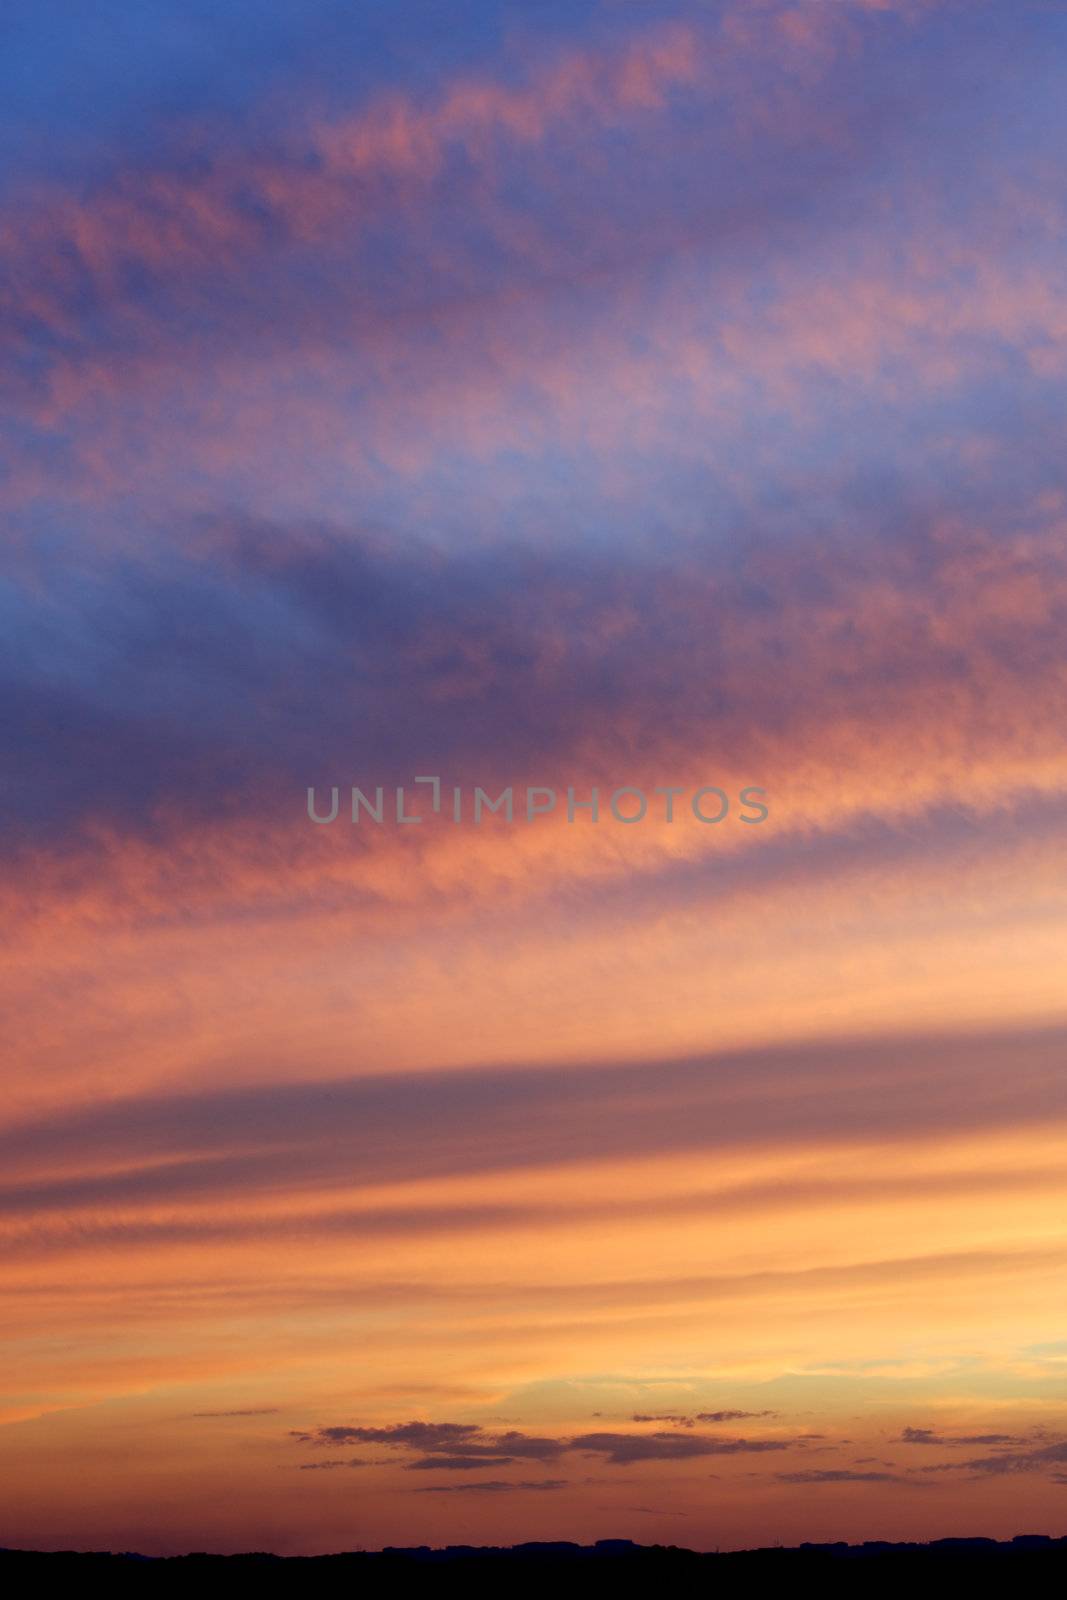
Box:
621 1505 691 1517
0 20 701 393
5 1027 1067 1248
412 1479 567 1494
284 1412 1065 1492
293 1421 564 1469
897 1426 1024 1447
696 1410 777 1424
291 1419 793 1470
294 1421 480 1450
776 1469 925 1486
631 1414 694 1426
5 504 1067 866
631 1409 775 1428
2 0 953 455
938 1442 1067 1478
190 1407 280 1418
569 1432 789 1466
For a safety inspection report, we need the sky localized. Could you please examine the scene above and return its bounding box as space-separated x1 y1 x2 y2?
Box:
2 0 1067 1557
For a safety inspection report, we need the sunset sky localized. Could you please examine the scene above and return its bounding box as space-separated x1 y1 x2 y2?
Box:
3 0 1067 1556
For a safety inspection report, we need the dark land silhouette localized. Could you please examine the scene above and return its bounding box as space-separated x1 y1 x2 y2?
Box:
3 1534 1067 1591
